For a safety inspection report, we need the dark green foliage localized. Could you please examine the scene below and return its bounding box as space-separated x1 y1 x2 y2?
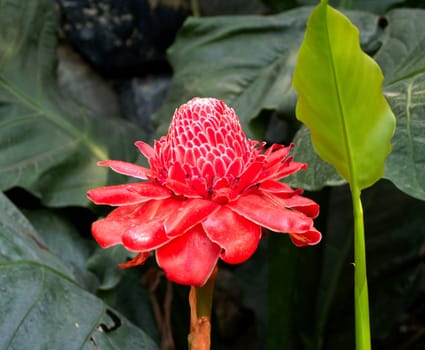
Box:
0 0 424 349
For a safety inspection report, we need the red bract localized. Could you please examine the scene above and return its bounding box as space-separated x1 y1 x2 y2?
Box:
88 98 321 286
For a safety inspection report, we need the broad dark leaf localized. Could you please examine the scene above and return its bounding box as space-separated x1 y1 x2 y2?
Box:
375 9 425 200
289 8 425 197
0 192 158 349
293 0 395 191
154 7 382 189
23 208 99 291
0 0 142 207
87 245 133 291
154 7 315 139
0 264 157 350
286 126 345 190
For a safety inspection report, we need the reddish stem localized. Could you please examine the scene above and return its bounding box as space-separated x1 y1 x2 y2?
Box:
188 266 218 350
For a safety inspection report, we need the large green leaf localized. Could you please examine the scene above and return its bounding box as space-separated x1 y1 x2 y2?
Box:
0 192 158 350
289 8 425 200
0 193 67 274
0 0 142 207
154 7 379 139
0 264 157 350
23 208 99 291
375 9 425 86
375 9 425 200
293 0 395 190
154 6 312 138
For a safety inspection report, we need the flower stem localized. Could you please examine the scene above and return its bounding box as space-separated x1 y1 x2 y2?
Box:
351 185 371 350
188 266 217 350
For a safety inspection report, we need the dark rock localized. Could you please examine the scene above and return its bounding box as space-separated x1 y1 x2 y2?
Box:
118 75 171 137
56 0 190 76
198 0 266 16
57 43 121 116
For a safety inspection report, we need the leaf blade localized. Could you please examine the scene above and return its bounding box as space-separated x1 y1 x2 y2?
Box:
293 0 395 190
153 7 315 138
375 9 425 200
0 0 142 206
0 191 158 350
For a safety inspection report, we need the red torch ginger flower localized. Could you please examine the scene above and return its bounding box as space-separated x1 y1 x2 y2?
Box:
88 97 321 286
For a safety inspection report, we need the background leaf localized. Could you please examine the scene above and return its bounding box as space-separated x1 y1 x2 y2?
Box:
286 126 345 190
0 193 66 274
154 7 380 140
0 192 158 350
288 8 425 199
0 0 143 207
293 0 395 190
1 1 423 349
375 9 425 200
0 264 157 350
154 6 312 139
87 245 133 291
23 208 99 291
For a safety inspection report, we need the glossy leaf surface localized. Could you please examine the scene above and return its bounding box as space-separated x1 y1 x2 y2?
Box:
0 0 141 206
376 9 425 200
291 8 425 200
0 192 158 350
293 0 396 190
154 7 379 139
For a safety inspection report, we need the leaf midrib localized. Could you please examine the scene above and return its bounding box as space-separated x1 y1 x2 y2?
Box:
4 266 45 350
0 262 106 350
0 75 108 161
323 3 357 187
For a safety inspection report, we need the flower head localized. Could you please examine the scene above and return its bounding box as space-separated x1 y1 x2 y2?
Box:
88 98 321 286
